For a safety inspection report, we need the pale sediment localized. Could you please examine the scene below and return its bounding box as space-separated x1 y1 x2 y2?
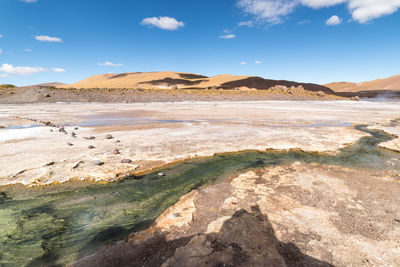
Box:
1 101 400 187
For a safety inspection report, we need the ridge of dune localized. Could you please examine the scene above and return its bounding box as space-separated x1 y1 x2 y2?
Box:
60 71 333 94
325 74 400 92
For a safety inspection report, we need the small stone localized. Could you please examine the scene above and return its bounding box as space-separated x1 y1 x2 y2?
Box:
115 140 121 143
113 149 120 154
88 145 95 149
105 134 113 139
84 136 95 140
74 127 79 130
71 132 77 138
67 142 73 146
121 159 132 163
158 172 166 177
93 160 104 166
43 93 50 97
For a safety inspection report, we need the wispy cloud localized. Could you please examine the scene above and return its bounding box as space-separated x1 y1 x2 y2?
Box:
0 49 2 54
254 60 261 64
98 61 123 67
141 16 184 30
219 34 236 39
52 67 66 73
25 48 32 52
0 34 3 38
35 35 63 42
297 19 311 25
240 62 247 65
236 0 400 25
238 21 254 27
0 63 46 76
20 0 37 3
326 15 342 25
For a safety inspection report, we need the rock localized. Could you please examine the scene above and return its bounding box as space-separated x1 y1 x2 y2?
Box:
43 94 50 97
67 142 73 146
84 136 95 140
88 145 95 149
71 132 77 138
158 172 166 177
59 126 66 133
121 159 132 164
113 149 120 154
351 96 360 101
105 134 113 139
44 161 55 166
74 127 79 130
317 91 326 97
115 140 121 143
93 160 104 166
72 161 83 169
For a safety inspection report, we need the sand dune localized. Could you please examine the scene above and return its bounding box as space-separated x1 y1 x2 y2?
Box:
62 71 332 93
325 74 400 92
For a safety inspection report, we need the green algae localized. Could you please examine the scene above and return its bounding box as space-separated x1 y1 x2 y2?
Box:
0 125 399 266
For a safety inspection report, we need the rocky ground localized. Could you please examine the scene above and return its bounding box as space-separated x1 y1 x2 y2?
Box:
73 163 400 267
0 86 342 104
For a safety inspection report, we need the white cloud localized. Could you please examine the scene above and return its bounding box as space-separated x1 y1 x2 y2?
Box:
0 73 8 78
25 48 32 52
52 67 66 73
35 35 63 42
349 0 400 23
0 34 2 38
98 61 123 67
300 0 347 9
297 19 311 25
219 34 236 39
140 16 184 30
0 63 46 76
238 21 254 27
237 0 298 24
240 62 247 65
326 15 342 25
254 60 261 64
237 0 400 24
21 0 37 2
0 49 2 54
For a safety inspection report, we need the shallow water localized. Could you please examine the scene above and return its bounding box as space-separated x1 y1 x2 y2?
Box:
0 125 399 266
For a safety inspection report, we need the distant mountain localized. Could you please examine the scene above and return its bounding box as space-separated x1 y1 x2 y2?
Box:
325 75 400 92
61 71 333 94
21 82 67 88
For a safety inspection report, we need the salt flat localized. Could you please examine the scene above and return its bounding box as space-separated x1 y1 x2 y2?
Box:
0 101 399 186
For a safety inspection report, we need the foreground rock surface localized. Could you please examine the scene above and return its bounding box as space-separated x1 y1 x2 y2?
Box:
73 163 400 267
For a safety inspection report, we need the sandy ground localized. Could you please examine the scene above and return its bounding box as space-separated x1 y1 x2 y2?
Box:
1 101 400 186
73 163 400 267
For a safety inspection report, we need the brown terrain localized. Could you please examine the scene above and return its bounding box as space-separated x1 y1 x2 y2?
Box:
0 72 345 104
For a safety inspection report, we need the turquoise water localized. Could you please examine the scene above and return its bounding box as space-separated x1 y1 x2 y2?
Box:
0 125 399 266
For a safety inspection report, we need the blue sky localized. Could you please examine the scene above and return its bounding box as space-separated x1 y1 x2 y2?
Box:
1 0 400 86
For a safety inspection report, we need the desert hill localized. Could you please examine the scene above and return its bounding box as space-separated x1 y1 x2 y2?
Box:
62 71 334 94
325 74 400 92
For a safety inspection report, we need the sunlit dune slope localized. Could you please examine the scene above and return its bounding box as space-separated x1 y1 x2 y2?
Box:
61 71 333 93
325 75 400 92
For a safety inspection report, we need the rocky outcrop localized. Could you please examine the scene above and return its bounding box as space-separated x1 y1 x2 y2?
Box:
73 163 400 266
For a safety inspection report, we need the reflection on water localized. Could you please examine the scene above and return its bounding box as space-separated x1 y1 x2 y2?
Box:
0 125 399 266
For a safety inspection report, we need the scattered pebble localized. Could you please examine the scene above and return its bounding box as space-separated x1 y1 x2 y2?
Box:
67 142 73 146
88 145 95 149
93 160 104 166
43 93 50 97
115 140 121 143
45 161 55 166
74 127 79 130
71 132 77 138
105 134 113 139
113 149 120 154
121 159 132 163
84 136 95 140
158 172 166 177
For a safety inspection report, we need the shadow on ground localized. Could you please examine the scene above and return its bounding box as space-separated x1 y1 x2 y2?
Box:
73 205 333 267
